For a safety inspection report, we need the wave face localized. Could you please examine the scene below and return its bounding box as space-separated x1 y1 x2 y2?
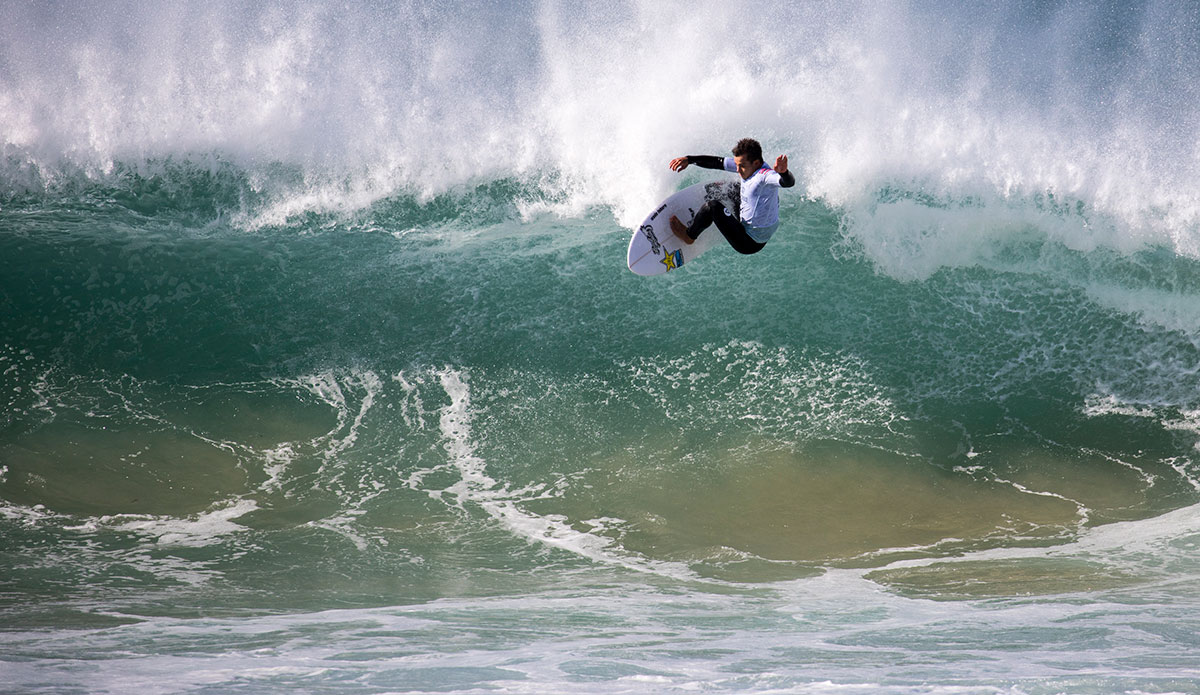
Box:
4 2 1200 693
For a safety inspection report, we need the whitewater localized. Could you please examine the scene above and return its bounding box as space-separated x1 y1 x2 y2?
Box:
3 1 1200 693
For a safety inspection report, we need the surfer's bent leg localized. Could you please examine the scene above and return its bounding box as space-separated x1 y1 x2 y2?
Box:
689 200 765 255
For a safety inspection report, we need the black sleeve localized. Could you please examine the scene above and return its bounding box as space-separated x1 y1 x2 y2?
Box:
685 155 726 170
779 170 796 188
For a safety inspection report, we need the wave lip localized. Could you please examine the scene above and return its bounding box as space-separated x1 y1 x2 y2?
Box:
4 1 1198 247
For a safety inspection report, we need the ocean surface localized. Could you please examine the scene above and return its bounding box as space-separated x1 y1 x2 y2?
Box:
4 2 1200 693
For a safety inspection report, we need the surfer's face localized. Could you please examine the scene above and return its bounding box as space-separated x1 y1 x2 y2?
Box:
734 154 762 180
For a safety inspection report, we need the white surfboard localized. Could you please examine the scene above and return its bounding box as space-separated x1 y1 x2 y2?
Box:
627 181 739 276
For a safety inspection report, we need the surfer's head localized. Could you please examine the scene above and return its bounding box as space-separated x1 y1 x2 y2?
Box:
731 138 764 180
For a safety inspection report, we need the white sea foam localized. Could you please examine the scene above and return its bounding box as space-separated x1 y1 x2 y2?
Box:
294 369 382 464
623 339 912 454
7 579 1190 695
4 0 1198 274
1069 500 1200 558
259 443 297 494
0 500 60 525
70 497 258 547
424 367 697 579
1084 283 1200 345
856 497 1200 592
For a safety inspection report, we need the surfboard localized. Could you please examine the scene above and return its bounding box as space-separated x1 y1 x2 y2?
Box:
627 181 739 275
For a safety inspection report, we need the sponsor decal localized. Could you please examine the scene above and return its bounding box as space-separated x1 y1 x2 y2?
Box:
704 181 740 215
640 224 662 254
660 247 682 271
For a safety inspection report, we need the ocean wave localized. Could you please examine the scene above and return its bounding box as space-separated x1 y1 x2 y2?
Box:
3 1 1198 254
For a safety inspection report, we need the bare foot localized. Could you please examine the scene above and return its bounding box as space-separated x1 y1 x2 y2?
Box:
670 215 693 244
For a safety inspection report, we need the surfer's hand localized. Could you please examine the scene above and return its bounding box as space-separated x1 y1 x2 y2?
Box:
775 155 788 175
669 156 689 172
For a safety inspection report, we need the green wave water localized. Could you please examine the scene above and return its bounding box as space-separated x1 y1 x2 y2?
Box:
4 2 1200 693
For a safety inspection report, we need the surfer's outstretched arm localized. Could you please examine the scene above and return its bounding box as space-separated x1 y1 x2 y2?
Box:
775 154 796 188
669 155 726 172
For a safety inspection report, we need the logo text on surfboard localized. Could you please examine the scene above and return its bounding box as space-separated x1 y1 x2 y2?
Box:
640 224 661 254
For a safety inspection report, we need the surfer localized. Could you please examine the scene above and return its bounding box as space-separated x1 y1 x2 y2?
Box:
668 138 795 254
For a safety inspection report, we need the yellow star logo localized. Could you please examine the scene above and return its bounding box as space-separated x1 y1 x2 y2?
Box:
660 248 682 271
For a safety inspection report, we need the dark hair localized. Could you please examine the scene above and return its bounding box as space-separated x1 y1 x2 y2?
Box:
731 138 763 162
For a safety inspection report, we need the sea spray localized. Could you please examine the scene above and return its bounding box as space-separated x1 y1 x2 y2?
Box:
3 2 1198 244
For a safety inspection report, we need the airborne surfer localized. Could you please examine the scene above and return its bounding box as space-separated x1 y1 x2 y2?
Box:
668 138 795 254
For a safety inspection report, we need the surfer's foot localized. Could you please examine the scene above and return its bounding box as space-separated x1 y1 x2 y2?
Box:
670 215 694 244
